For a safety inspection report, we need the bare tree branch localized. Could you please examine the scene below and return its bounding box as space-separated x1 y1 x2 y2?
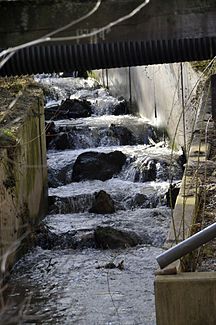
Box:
49 0 150 42
0 0 102 67
0 0 150 69
44 0 102 38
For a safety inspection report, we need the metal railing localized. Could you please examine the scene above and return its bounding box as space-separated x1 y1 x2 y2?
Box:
156 222 216 269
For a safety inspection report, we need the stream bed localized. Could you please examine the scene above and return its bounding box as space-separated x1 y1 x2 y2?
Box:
3 75 184 325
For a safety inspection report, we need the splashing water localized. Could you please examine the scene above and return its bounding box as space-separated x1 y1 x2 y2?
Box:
4 75 183 325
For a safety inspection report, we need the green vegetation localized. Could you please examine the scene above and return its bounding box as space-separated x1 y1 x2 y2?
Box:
2 128 16 138
0 76 34 93
190 60 216 75
87 70 100 81
0 128 17 147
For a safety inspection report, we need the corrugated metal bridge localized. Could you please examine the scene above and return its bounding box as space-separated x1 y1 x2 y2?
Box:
0 0 216 75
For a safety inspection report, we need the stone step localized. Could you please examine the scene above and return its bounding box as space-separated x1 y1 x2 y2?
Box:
48 179 170 214
46 115 156 150
37 207 171 250
47 145 184 187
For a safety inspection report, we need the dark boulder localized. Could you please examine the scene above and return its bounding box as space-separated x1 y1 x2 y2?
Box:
94 226 141 249
134 159 157 182
34 224 76 250
145 159 157 181
166 183 180 208
60 72 76 77
89 190 115 214
143 126 158 145
46 124 73 151
45 121 57 147
113 100 129 115
61 98 92 118
72 150 127 182
128 193 150 209
74 231 96 249
45 98 92 120
48 163 73 188
45 104 63 120
109 124 135 145
177 146 187 169
52 132 72 150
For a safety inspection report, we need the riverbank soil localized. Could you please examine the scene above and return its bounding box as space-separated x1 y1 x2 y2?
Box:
0 76 36 126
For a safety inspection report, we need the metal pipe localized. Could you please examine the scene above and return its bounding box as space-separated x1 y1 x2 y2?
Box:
156 222 216 269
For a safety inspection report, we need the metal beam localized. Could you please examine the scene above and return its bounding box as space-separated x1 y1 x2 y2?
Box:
1 37 216 76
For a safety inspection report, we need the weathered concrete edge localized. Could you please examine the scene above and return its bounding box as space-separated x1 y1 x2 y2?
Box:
154 81 216 325
0 85 47 278
155 272 216 325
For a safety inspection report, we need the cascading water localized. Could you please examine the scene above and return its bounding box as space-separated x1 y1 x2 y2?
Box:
4 75 184 325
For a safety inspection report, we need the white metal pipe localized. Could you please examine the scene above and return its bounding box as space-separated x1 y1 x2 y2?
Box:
156 222 216 269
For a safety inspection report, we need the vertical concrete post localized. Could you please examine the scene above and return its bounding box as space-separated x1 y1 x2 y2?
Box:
155 273 216 325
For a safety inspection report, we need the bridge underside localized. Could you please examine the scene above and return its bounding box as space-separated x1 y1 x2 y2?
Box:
0 0 216 75
1 37 216 76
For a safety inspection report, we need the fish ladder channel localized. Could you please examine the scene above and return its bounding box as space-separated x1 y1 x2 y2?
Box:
4 75 184 325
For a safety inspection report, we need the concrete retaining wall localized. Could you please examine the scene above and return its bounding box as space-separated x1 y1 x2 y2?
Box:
96 65 216 324
96 63 200 148
155 272 216 325
154 80 216 325
0 80 47 276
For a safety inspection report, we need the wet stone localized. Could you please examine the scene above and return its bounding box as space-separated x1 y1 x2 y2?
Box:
134 158 157 182
34 224 77 250
48 164 73 188
166 182 181 208
74 231 96 249
51 132 72 150
94 226 143 249
45 121 57 147
89 190 115 214
112 100 129 115
126 193 150 209
109 124 136 145
72 150 127 182
48 194 94 214
34 224 96 250
45 98 92 120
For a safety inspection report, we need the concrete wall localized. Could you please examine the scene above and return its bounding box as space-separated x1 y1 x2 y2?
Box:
0 83 47 276
0 0 215 48
96 63 200 148
155 272 216 325
96 64 216 324
154 80 216 325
